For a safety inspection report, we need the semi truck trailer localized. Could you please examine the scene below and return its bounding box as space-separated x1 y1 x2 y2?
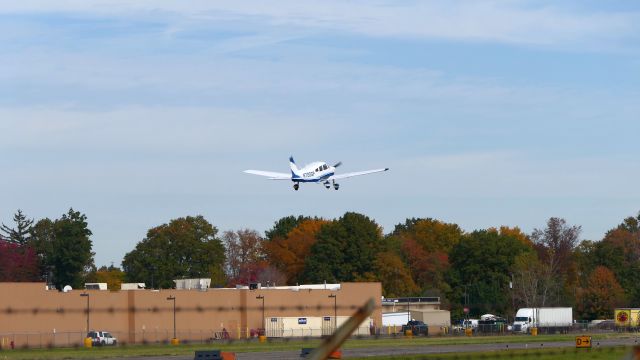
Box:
512 307 572 334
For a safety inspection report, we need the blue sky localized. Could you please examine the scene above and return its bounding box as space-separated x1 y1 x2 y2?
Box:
1 1 639 267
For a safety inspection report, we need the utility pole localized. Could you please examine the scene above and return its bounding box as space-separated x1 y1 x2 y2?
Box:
407 298 411 322
167 296 176 340
329 294 337 332
256 295 265 335
80 293 90 334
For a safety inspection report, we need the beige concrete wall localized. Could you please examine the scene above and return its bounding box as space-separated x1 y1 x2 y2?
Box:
409 309 451 335
0 282 381 347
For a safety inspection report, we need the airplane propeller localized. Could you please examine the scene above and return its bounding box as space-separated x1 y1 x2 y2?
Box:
333 161 342 168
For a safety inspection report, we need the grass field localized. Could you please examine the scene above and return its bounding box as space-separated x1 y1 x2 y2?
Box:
0 333 636 359
350 346 630 360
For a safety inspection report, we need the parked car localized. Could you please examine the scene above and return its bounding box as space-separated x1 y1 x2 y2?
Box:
402 320 429 336
592 319 615 331
462 319 479 332
87 331 117 346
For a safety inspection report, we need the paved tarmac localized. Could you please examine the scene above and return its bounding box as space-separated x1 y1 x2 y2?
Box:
118 337 640 360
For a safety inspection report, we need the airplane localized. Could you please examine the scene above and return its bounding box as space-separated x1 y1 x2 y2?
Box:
244 156 389 191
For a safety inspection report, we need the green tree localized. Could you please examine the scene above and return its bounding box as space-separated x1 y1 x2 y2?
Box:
301 212 383 283
615 212 640 233
29 218 56 282
122 215 225 289
1 209 34 246
265 215 312 241
50 209 95 290
448 230 529 317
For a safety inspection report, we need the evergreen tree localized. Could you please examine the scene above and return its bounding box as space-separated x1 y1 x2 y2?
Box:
1 209 34 246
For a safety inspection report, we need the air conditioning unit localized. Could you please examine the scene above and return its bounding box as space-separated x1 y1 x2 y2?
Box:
249 283 261 290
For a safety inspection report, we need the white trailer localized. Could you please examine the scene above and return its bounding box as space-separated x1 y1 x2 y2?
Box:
383 312 410 327
513 307 572 334
266 316 371 338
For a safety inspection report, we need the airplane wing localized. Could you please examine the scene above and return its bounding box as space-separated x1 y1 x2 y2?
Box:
329 168 389 180
244 170 292 180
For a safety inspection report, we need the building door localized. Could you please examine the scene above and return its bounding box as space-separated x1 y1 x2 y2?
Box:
266 317 284 337
322 316 333 336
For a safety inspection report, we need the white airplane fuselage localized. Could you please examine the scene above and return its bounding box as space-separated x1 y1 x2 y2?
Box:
291 161 335 183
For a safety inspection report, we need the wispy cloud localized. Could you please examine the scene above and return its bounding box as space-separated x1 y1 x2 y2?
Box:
3 1 639 50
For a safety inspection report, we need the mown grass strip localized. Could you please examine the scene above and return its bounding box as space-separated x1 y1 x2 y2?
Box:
348 346 630 360
0 332 637 359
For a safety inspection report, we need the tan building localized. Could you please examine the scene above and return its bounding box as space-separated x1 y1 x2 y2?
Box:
0 282 381 348
381 297 450 335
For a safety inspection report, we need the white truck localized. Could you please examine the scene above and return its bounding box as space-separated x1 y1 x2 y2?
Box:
512 307 573 334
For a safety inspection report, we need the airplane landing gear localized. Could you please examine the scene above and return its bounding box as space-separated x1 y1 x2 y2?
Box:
293 183 299 191
324 181 331 189
333 180 339 190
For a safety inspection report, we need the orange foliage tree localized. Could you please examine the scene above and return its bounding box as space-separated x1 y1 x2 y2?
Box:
392 218 463 298
263 219 329 285
576 266 626 320
374 251 419 297
488 226 533 247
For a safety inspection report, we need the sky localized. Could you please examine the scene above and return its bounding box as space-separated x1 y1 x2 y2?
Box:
1 1 639 268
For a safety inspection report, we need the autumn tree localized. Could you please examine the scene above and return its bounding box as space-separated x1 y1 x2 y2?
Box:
512 251 545 308
375 251 419 297
263 218 329 284
86 265 126 290
588 227 640 303
223 229 284 286
392 218 463 253
301 212 383 283
531 218 581 306
0 240 40 281
576 266 626 320
400 238 450 297
391 218 463 299
488 226 532 247
122 216 225 289
1 209 34 246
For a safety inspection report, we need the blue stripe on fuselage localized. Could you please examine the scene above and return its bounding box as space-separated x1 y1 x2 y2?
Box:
292 172 334 183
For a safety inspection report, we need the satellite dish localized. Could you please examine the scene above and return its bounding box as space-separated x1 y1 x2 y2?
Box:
63 285 72 293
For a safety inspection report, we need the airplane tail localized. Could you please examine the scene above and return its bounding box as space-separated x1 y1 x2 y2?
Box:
289 156 300 178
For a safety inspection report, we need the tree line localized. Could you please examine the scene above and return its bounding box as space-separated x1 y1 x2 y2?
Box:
1 209 638 321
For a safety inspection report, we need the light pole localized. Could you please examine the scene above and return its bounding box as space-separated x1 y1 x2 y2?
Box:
407 298 411 323
166 296 176 340
328 294 337 332
256 295 265 335
80 293 90 334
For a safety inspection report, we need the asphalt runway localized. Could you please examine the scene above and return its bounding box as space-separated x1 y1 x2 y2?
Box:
120 337 640 360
